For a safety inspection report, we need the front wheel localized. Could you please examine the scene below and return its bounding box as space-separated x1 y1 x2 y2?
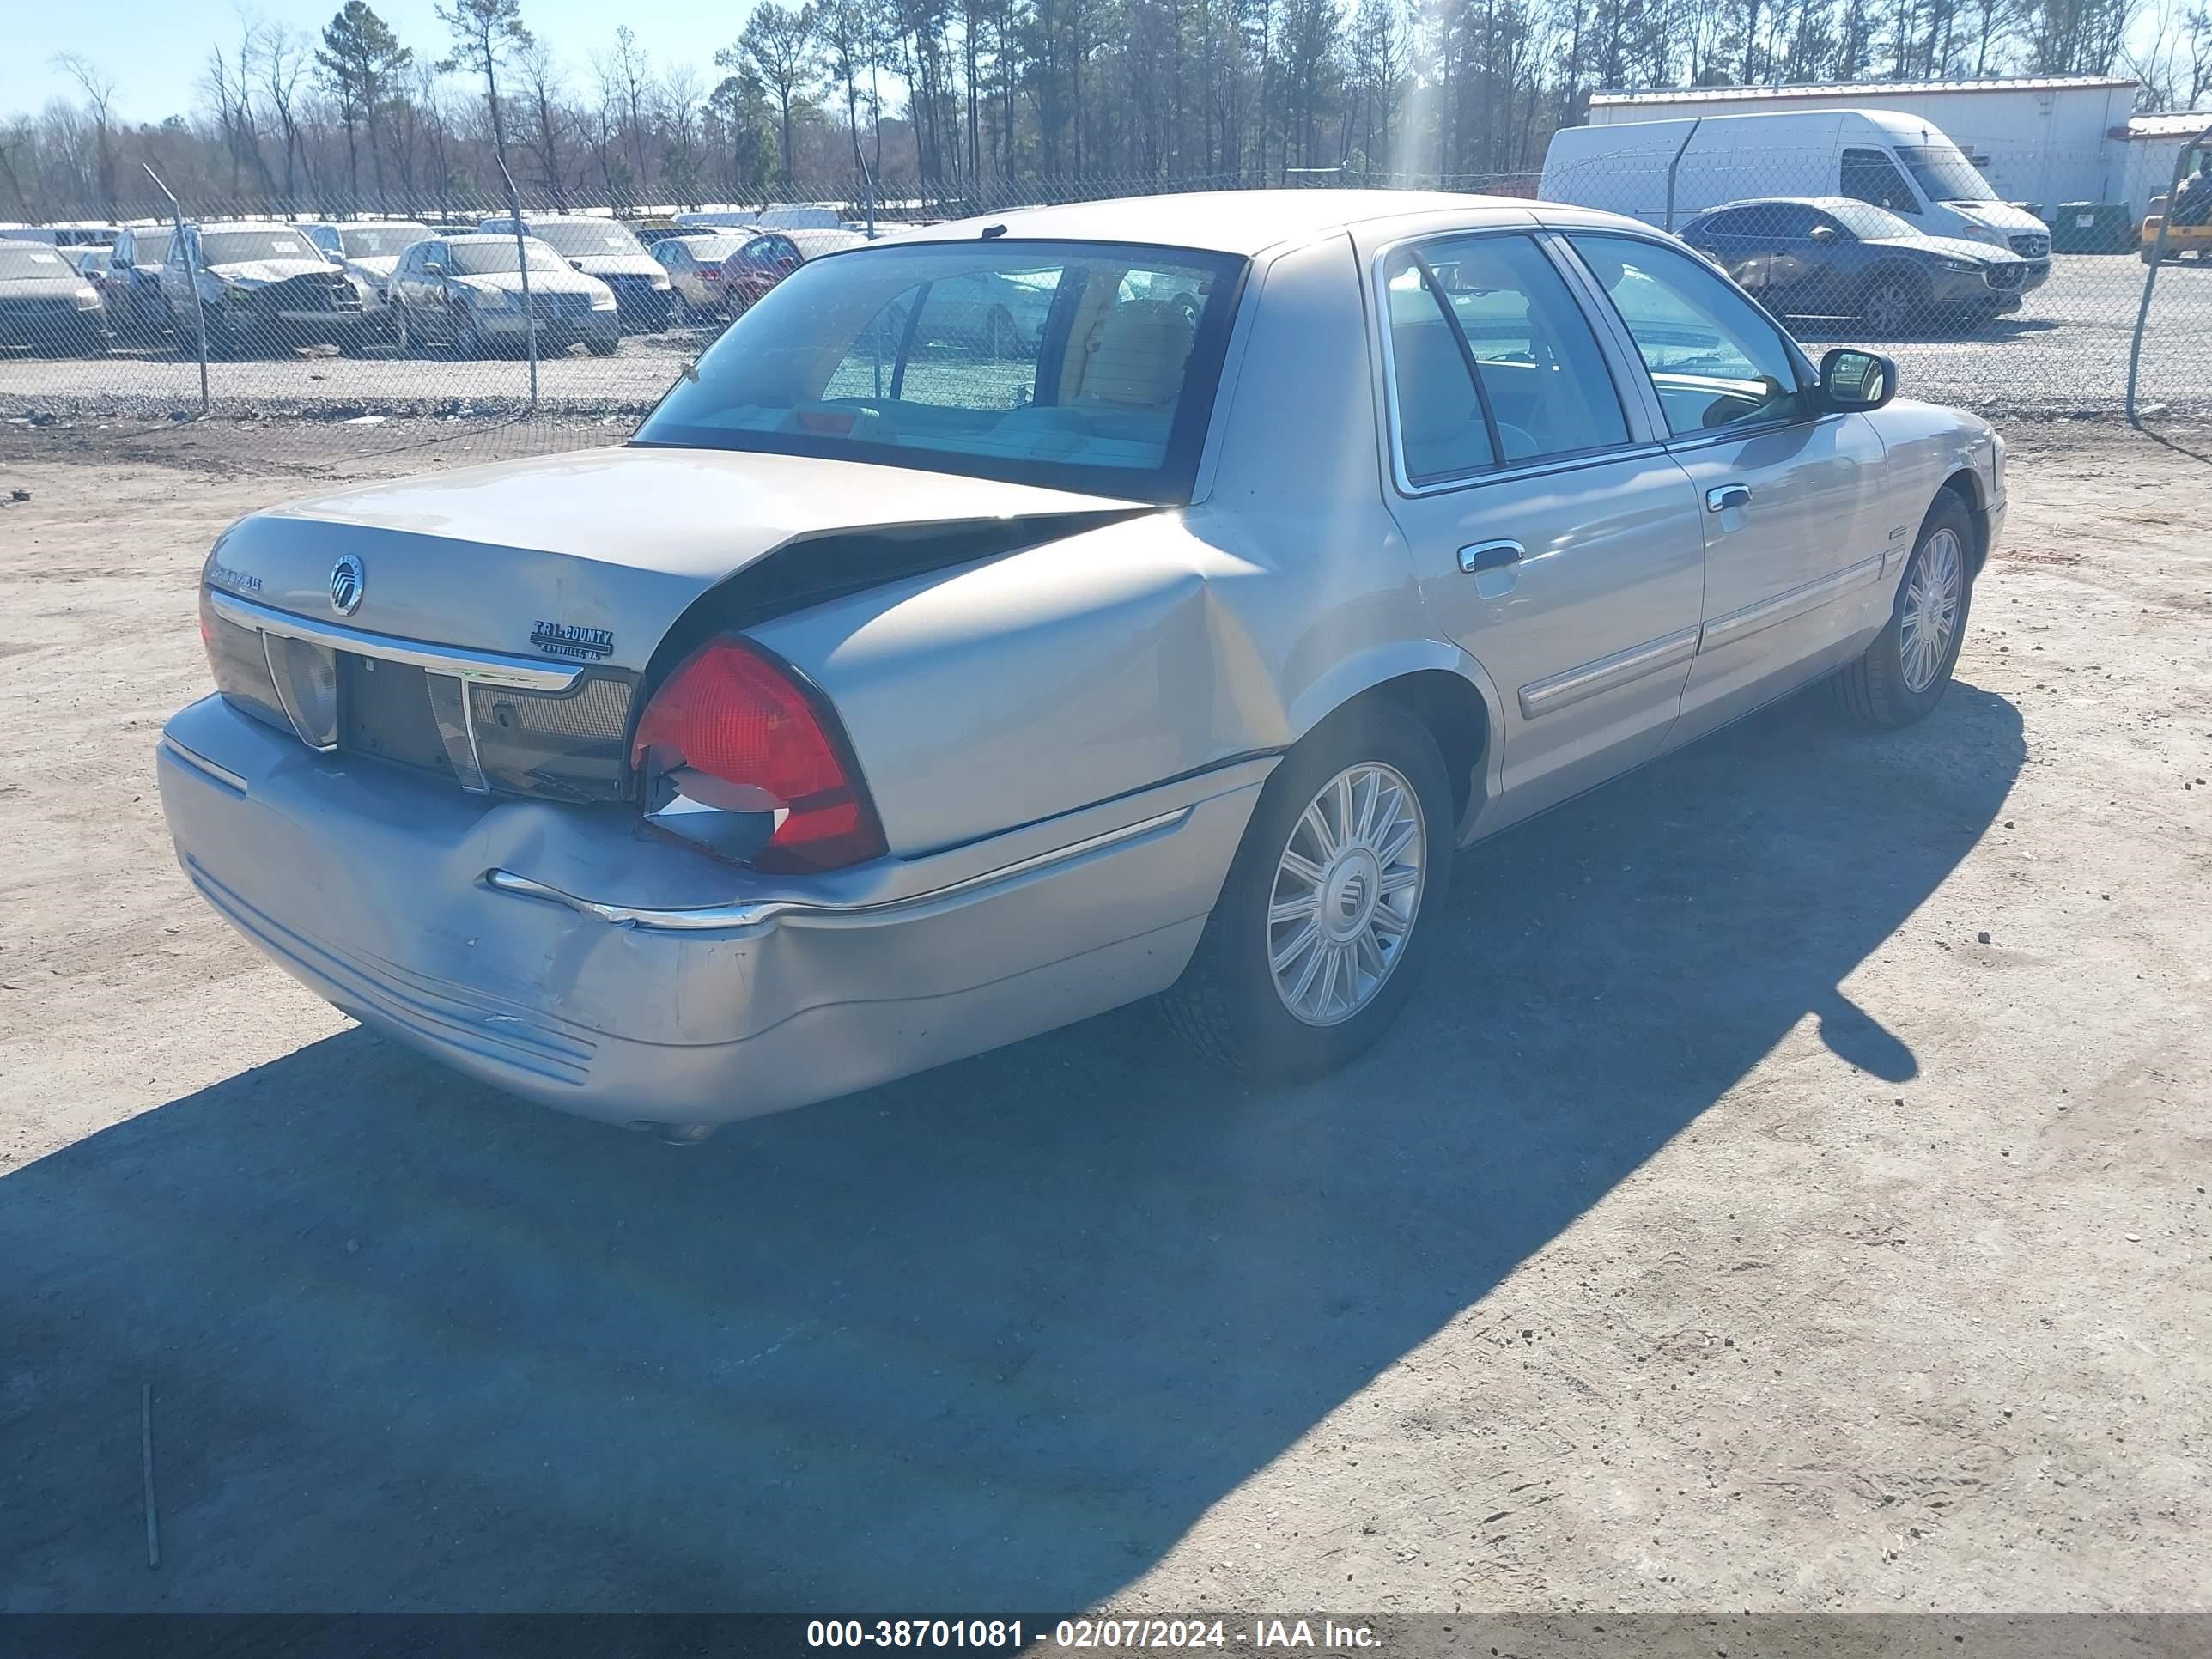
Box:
1159 700 1452 1083
1859 269 1929 337
1836 492 1975 730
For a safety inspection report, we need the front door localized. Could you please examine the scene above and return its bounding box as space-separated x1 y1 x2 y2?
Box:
1561 232 1892 745
1372 230 1708 833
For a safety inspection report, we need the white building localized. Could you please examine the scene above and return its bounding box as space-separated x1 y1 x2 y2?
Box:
2112 112 2212 212
1588 76 2140 212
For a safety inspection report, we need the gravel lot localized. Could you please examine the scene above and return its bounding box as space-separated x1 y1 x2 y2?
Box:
6 253 2212 422
0 416 2207 1618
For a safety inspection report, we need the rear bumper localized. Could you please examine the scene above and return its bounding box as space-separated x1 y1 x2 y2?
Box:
157 696 1264 1127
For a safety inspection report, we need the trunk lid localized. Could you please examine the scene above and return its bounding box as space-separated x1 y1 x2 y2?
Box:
206 446 1132 673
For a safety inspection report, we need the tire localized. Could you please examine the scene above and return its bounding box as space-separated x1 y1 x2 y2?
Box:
451 309 483 360
1159 698 1453 1083
586 336 618 356
1859 267 1930 337
1836 491 1976 731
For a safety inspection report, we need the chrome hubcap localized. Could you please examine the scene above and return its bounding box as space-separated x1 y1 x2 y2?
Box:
1900 526 1964 693
1267 763 1425 1027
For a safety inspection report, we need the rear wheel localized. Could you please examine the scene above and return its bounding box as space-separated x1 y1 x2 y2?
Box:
1836 492 1975 730
1160 700 1452 1083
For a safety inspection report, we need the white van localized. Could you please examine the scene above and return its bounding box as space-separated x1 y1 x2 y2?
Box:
1540 108 2051 290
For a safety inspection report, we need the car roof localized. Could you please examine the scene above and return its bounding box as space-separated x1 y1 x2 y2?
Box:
445 232 547 243
1693 197 1867 215
890 189 1574 256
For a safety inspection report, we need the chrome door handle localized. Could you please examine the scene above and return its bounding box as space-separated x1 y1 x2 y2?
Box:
1705 484 1753 513
1458 538 1525 574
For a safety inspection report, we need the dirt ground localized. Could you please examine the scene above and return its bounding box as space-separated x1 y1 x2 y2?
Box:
0 415 2207 1619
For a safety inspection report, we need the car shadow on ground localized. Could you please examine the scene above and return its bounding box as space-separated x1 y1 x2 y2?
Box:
2 683 2024 1612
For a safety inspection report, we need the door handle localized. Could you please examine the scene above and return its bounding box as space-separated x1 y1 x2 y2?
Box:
1458 538 1525 574
1706 484 1753 513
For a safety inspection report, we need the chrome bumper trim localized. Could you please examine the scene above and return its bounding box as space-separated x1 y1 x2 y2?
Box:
483 806 1194 933
207 588 582 690
161 734 249 795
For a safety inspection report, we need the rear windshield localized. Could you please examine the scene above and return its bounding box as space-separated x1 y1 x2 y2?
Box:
634 239 1244 503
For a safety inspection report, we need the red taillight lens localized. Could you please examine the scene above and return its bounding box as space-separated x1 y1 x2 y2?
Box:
630 636 886 872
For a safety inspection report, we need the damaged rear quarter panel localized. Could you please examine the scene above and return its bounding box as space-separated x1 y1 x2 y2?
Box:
750 229 1433 859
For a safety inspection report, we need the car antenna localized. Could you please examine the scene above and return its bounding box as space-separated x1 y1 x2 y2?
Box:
981 223 1007 240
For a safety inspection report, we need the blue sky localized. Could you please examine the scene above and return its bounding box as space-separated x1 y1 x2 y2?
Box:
2 0 762 125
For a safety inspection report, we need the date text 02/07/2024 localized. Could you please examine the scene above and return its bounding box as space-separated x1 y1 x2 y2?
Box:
804 1619 1382 1650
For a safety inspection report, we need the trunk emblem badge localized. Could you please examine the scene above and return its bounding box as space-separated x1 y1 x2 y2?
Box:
329 554 365 616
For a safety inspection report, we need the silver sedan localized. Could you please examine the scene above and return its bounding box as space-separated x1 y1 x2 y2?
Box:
158 190 2002 1137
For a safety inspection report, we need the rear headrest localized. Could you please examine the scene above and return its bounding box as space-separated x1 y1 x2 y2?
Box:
1392 325 1480 444
1082 298 1195 408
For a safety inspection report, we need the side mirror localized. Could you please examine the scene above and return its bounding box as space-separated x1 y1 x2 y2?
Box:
570 258 585 271
1819 347 1896 411
422 260 443 276
1809 224 1839 244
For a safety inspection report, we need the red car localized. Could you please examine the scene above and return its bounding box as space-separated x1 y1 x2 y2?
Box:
732 230 872 307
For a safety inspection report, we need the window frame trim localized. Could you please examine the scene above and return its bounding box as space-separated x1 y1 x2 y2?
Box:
1369 223 1664 501
1553 226 1826 452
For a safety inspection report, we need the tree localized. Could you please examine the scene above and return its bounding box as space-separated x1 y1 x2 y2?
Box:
514 36 571 204
723 3 817 185
317 2 413 198
705 70 778 200
437 0 533 175
52 54 120 212
258 26 313 200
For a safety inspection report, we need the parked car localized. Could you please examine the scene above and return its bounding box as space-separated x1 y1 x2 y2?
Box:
300 220 434 337
100 225 176 344
708 228 872 314
158 222 368 356
1543 107 2053 290
649 233 753 321
0 240 106 353
386 233 620 356
672 210 760 232
477 215 672 331
158 190 2001 1139
1679 197 2030 335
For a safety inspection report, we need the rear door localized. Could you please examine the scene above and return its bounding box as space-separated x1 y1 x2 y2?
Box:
1370 228 1707 830
1686 207 1772 294
1756 203 1836 317
1559 231 1893 745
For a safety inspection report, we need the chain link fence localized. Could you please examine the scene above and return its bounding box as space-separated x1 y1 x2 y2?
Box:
3 153 2206 459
